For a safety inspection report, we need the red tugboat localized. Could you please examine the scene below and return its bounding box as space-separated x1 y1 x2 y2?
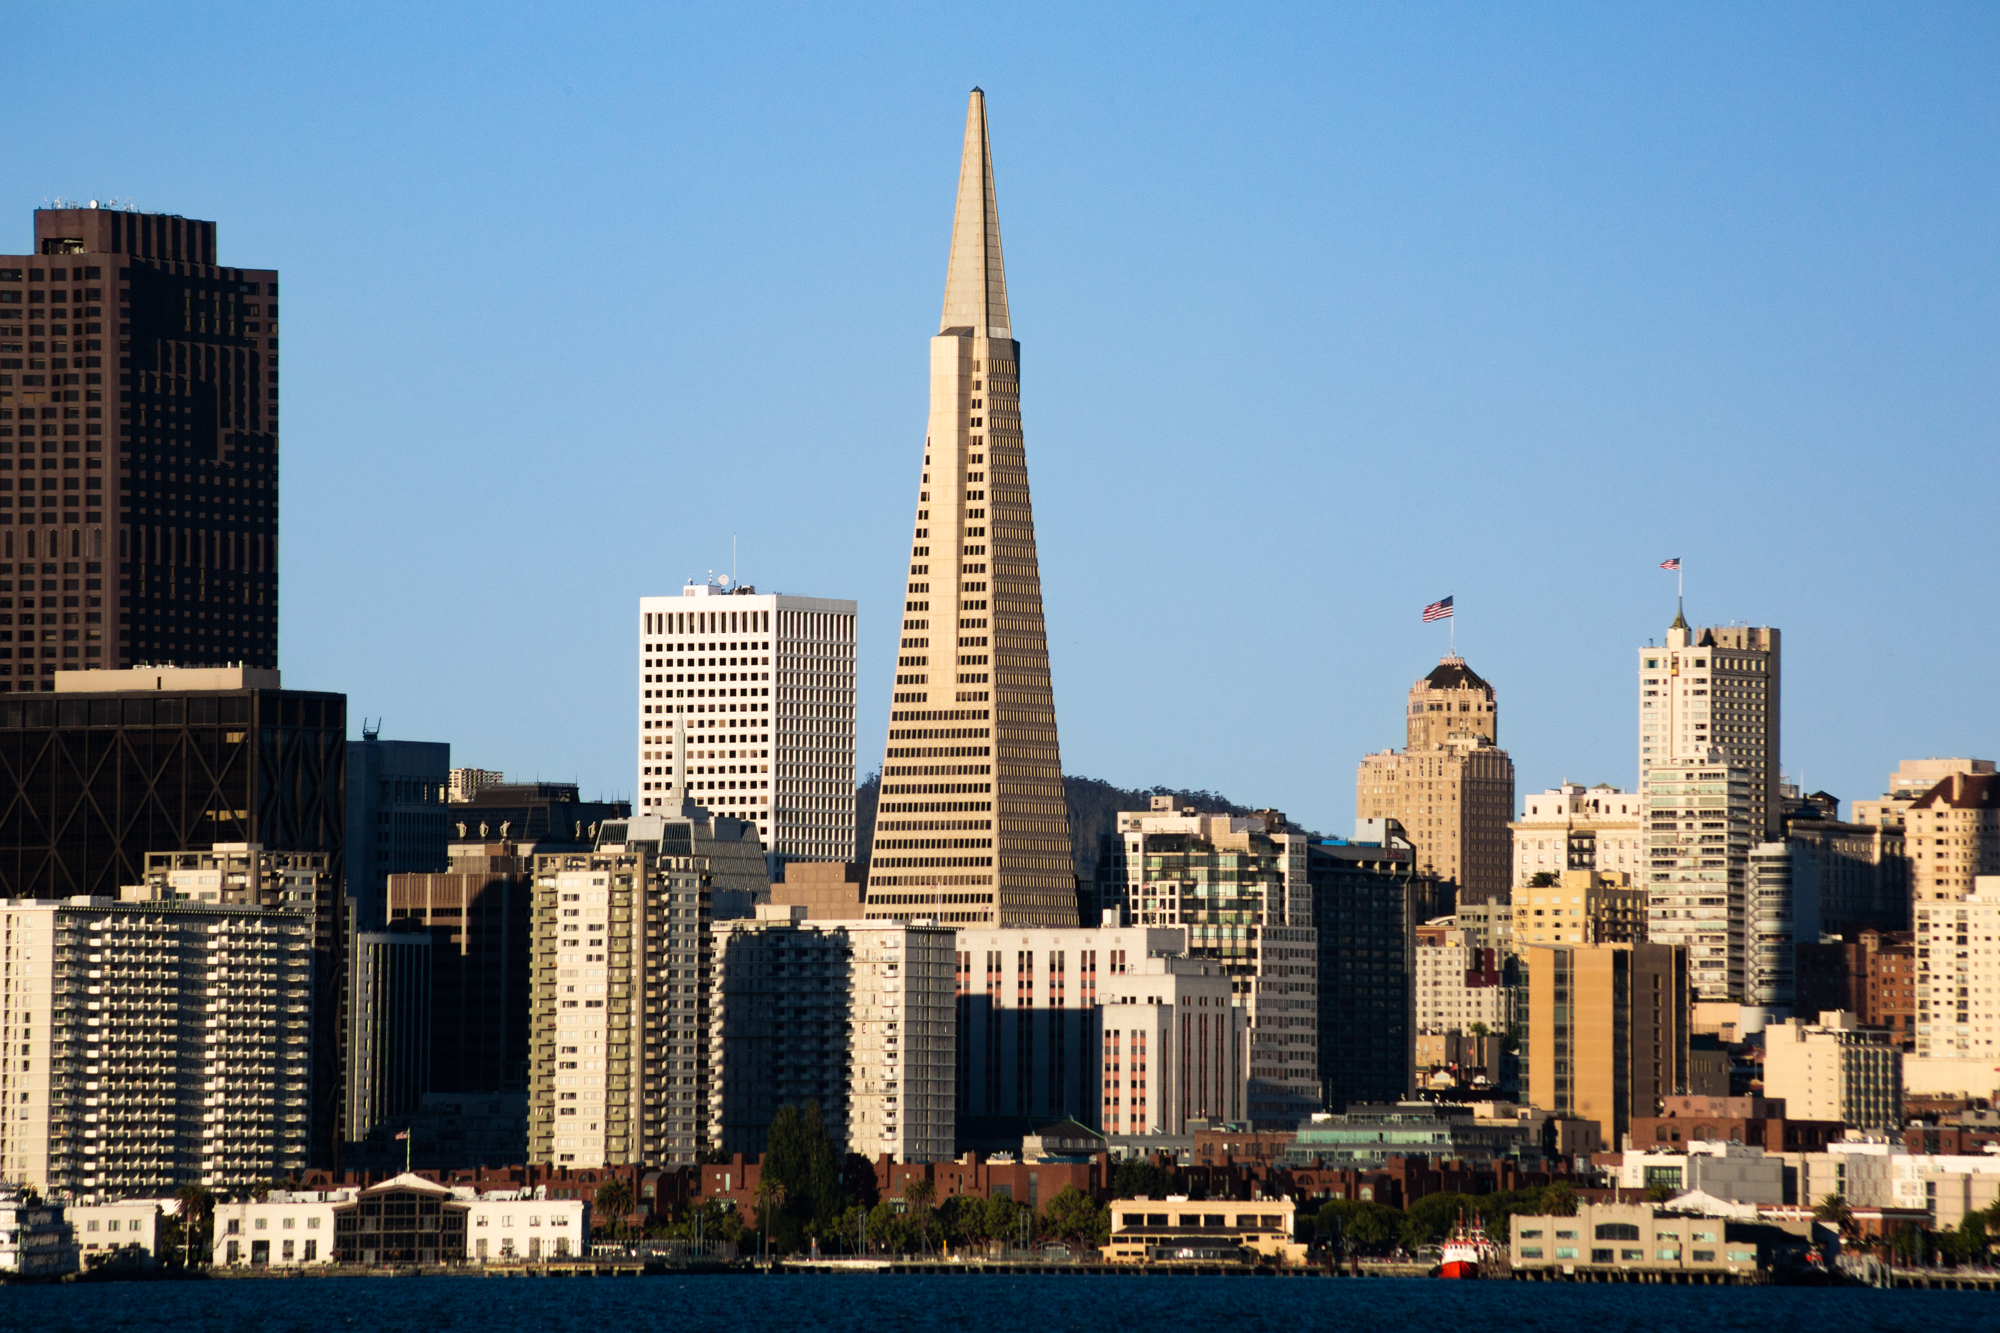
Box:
1438 1212 1499 1280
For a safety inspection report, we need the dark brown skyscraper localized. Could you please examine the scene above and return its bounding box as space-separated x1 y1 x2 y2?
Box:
0 207 278 691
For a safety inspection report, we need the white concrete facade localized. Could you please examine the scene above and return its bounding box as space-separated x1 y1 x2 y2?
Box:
1638 620 1781 838
1414 920 1513 1034
69 1200 165 1266
1913 883 2000 1060
1510 784 1645 888
1763 1011 1903 1131
0 897 312 1194
637 584 858 870
1641 752 1752 1003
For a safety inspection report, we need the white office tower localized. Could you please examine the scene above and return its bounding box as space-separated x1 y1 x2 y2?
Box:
0 896 312 1194
1643 752 1753 1003
637 581 858 875
711 906 956 1163
1639 612 1781 838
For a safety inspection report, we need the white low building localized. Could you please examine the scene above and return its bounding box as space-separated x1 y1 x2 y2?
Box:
1614 1141 1785 1205
69 1199 167 1267
214 1174 589 1267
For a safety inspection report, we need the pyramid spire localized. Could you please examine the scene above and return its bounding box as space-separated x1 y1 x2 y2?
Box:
1670 597 1688 632
940 88 1011 338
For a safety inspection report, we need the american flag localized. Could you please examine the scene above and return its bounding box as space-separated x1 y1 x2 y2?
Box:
1660 557 1681 571
394 1129 410 1141
1421 596 1454 623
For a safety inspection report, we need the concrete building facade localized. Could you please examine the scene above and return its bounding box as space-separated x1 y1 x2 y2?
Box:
1914 883 2000 1065
526 811 767 1169
1356 656 1515 898
1511 784 1646 888
343 928 431 1143
637 582 858 874
1510 868 1647 953
860 91 1077 929
0 895 312 1193
1525 941 1690 1148
711 907 956 1163
1762 1011 1903 1132
1644 751 1753 1003
1097 801 1317 1125
1746 841 1821 1016
1903 772 2000 904
1638 616 1781 838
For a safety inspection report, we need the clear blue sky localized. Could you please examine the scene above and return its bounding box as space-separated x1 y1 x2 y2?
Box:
17 4 1998 831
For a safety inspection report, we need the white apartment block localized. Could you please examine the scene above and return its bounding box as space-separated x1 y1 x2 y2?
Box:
953 923 1190 1131
711 908 956 1163
1639 618 1781 838
1763 1010 1903 1131
1414 919 1514 1035
1098 952 1247 1137
1510 784 1645 888
1914 882 2000 1061
637 581 858 874
0 896 312 1195
528 814 767 1169
1642 752 1752 1003
1100 802 1318 1125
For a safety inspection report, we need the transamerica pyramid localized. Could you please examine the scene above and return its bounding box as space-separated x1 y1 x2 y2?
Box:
863 89 1078 927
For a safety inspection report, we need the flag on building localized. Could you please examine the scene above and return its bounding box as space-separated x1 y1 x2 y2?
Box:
1422 596 1454 622
1660 557 1681 571
394 1129 410 1141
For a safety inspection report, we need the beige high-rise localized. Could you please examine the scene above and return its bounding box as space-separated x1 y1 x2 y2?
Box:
1355 656 1514 897
864 90 1076 927
1526 941 1689 1148
1638 614 1781 838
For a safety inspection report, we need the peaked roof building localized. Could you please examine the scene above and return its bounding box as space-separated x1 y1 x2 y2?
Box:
863 90 1076 927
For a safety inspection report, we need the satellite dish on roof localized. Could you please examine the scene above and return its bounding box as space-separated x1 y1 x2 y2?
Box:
89 200 99 209
716 574 731 587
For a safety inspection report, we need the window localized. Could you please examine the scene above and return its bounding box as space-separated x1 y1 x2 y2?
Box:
1519 1246 1544 1258
1692 1249 1715 1263
1595 1223 1641 1241
1555 1246 1578 1259
1726 1249 1756 1263
1591 1248 1613 1264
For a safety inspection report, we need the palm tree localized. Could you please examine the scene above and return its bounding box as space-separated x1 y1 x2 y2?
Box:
755 1175 788 1262
594 1177 636 1241
1813 1193 1855 1240
904 1178 937 1255
173 1184 214 1267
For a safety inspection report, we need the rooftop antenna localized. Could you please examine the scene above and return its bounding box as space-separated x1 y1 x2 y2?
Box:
733 534 738 590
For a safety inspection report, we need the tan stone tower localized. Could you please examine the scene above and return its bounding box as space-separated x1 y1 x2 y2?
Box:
863 90 1077 928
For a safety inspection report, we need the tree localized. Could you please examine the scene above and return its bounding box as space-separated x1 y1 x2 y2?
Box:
760 1100 847 1254
1403 1192 1476 1249
903 1178 938 1254
1039 1186 1108 1251
754 1175 788 1260
169 1184 214 1267
1537 1182 1578 1217
1813 1193 1855 1239
1110 1159 1176 1200
594 1178 636 1240
1528 871 1559 888
1312 1200 1403 1255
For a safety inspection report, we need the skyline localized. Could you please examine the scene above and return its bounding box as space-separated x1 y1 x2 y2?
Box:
7 5 1997 834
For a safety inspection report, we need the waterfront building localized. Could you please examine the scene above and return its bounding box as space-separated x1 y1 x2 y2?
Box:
858 90 1076 928
0 894 312 1193
637 581 858 872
